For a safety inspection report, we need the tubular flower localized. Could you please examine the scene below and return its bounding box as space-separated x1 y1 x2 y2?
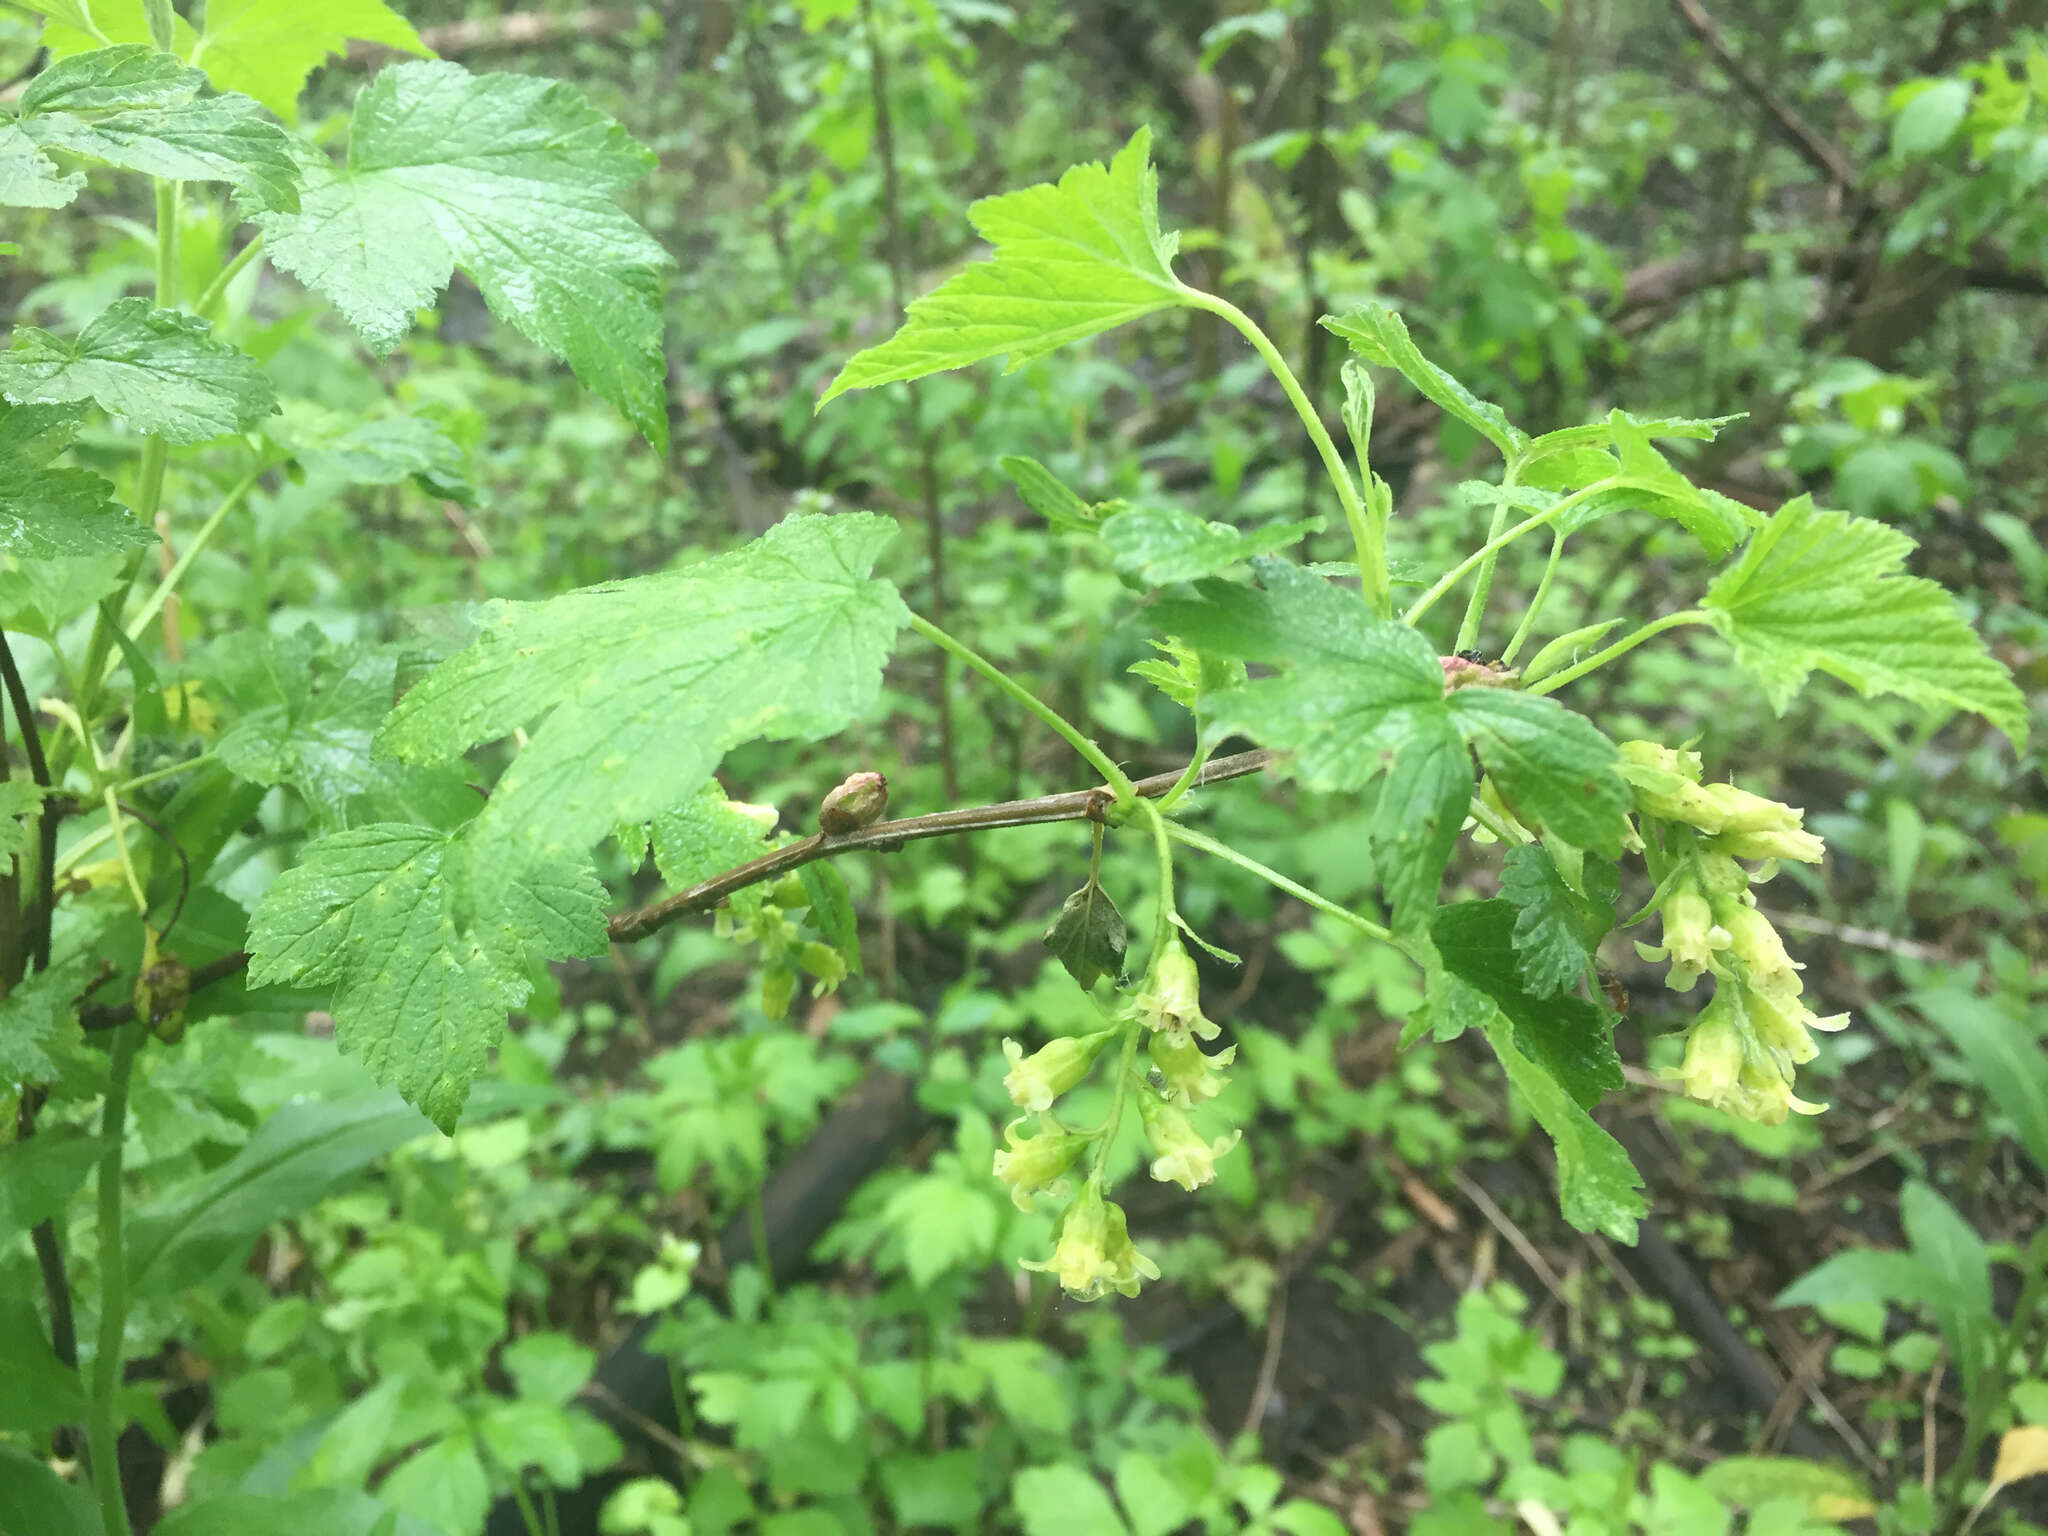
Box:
1746 985 1848 1067
1022 1185 1160 1300
1698 783 1826 863
1667 988 1836 1125
1618 740 1722 827
1656 886 1731 990
1716 901 1803 997
1002 1030 1114 1112
1149 1024 1235 1106
992 1118 1091 1212
1671 999 1744 1105
1132 937 1219 1040
1138 1092 1239 1192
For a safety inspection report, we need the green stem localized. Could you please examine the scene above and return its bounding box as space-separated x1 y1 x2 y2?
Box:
907 614 1137 805
113 752 214 798
125 460 269 642
1500 529 1568 666
192 234 264 322
1164 821 1393 944
1405 477 1636 627
1155 726 1212 816
1524 609 1708 696
1088 1020 1145 1184
1182 290 1389 618
140 0 173 52
87 1023 145 1536
1139 800 1177 955
1455 466 1521 654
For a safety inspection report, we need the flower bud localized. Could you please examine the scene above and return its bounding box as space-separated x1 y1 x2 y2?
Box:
1619 741 1723 828
1002 1030 1115 1112
992 1118 1091 1212
1021 1186 1161 1300
1138 1092 1239 1192
1746 985 1821 1065
1149 1024 1235 1105
1726 1059 1828 1126
1132 938 1218 1040
819 771 888 834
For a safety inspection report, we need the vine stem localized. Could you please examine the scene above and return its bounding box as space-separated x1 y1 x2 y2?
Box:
1164 821 1394 944
1524 609 1709 695
87 1023 145 1536
1181 290 1389 618
1404 476 1640 627
192 234 263 321
125 459 270 642
1501 529 1568 665
1088 801 1180 1183
907 614 1136 804
1455 464 1522 654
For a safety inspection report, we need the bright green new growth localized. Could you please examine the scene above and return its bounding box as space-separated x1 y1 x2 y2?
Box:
375 512 911 882
34 0 428 122
1 44 300 212
246 824 609 1131
256 60 673 449
818 127 1191 404
1704 496 2029 748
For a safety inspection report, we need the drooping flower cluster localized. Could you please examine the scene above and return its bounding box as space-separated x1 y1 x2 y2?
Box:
1621 741 1848 1126
994 935 1239 1299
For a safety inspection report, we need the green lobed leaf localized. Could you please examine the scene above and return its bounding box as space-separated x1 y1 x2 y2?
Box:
1912 987 2048 1173
0 1124 96 1237
1322 304 1528 458
0 120 85 207
799 860 861 974
0 952 94 1089
184 0 430 123
0 297 276 442
1601 412 1758 557
1099 505 1321 586
377 512 910 881
820 128 1189 405
1486 1018 1644 1243
1521 411 1744 463
211 629 397 814
1369 712 1471 933
648 780 778 892
13 44 300 212
256 60 671 448
1703 496 2028 747
1445 689 1631 857
1436 900 1622 1107
1499 842 1615 997
1 399 155 558
246 824 607 1130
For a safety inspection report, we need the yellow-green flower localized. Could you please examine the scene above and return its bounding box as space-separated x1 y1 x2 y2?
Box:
992 1118 1091 1212
1716 902 1803 996
1138 1092 1239 1192
1149 1023 1234 1105
1132 937 1219 1040
1001 1030 1114 1112
1657 887 1731 990
1022 1186 1160 1300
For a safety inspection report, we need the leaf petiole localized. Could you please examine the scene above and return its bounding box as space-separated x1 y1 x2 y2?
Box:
1164 820 1395 946
1524 609 1709 696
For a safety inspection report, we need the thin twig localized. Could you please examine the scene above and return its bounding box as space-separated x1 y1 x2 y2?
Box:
608 749 1274 942
1239 1279 1290 1442
1448 1167 1568 1305
0 628 58 972
1669 0 1861 192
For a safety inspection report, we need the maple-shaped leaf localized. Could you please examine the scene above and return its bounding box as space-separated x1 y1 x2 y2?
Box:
36 0 428 124
819 128 1189 404
1154 560 1630 928
246 823 607 1130
1435 899 1622 1108
255 61 671 449
0 121 84 207
0 400 156 557
1099 505 1321 586
0 781 46 858
647 780 778 909
1704 496 2028 748
1486 1018 1644 1243
0 298 276 442
211 627 397 814
377 512 909 881
5 45 299 212
0 952 94 1089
